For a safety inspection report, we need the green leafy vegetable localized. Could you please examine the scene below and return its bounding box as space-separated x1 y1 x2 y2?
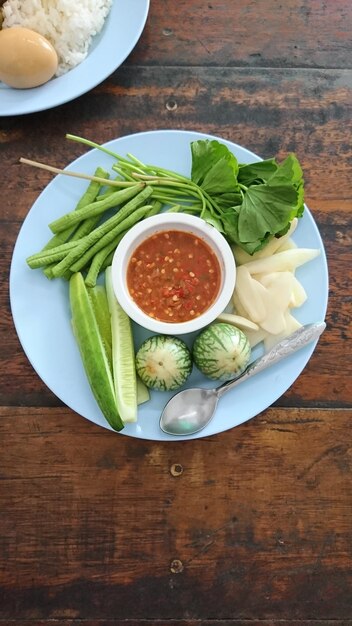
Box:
190 142 305 253
238 158 278 186
238 182 298 242
191 139 239 191
191 139 242 211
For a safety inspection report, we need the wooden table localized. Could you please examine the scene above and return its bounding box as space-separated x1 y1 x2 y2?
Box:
1 1 351 624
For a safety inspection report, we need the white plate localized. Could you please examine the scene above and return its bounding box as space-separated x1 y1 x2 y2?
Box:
0 0 150 116
9 130 329 440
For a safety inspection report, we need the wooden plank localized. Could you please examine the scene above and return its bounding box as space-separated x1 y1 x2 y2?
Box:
0 407 351 620
1 68 351 407
129 0 352 70
5 621 352 626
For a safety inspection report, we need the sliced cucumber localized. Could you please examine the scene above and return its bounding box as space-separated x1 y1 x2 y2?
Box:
88 284 112 370
136 335 192 391
69 272 124 431
136 376 150 405
192 322 251 381
105 266 137 423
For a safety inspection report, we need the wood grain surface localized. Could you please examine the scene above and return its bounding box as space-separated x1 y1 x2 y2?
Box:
129 0 352 69
0 407 351 621
0 0 351 623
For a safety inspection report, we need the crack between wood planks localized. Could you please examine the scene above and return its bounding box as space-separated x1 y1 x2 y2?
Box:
0 619 350 623
269 427 299 434
124 64 352 72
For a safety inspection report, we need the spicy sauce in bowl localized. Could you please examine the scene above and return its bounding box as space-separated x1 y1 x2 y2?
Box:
126 230 221 323
112 214 236 335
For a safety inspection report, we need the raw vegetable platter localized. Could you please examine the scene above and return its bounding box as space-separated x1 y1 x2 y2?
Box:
10 130 328 440
0 0 150 116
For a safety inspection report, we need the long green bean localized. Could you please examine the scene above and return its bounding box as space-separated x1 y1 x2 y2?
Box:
27 238 80 268
69 204 152 274
64 183 121 245
65 214 100 243
98 203 161 271
146 200 162 217
75 168 110 209
49 183 144 234
39 167 110 278
49 178 121 252
100 249 115 271
50 188 153 278
84 230 128 288
40 167 110 251
28 187 149 270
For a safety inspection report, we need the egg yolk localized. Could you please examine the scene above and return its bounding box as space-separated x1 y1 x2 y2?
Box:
0 26 58 89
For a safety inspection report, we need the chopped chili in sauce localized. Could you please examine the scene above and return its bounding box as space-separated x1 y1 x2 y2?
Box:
127 230 221 323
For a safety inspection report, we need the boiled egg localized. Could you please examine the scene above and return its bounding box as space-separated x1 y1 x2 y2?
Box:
0 26 58 89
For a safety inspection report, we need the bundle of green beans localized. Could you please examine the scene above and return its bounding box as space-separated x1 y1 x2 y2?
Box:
26 167 161 287
26 133 211 287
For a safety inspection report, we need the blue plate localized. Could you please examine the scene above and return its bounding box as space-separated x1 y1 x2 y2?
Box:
0 0 150 116
9 130 329 440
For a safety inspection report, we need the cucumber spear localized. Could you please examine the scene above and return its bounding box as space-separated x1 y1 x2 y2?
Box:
69 272 124 432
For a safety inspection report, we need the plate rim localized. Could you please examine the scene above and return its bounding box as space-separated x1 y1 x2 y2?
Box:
9 129 329 440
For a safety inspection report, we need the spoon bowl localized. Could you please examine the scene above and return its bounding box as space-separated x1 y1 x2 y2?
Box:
159 322 326 437
160 388 219 436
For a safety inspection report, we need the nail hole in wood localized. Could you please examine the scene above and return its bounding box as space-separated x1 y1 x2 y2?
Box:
170 559 184 573
170 463 183 476
166 99 177 112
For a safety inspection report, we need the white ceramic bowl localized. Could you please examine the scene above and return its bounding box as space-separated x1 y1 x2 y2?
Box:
111 213 236 335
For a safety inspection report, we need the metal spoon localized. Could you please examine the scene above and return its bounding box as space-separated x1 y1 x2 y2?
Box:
159 321 326 436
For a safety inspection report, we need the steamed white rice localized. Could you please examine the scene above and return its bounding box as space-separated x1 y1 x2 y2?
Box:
2 0 113 76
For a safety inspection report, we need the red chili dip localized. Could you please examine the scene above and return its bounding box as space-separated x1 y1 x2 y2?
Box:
126 229 222 323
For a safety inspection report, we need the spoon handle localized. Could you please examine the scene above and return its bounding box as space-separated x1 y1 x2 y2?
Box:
216 321 326 398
